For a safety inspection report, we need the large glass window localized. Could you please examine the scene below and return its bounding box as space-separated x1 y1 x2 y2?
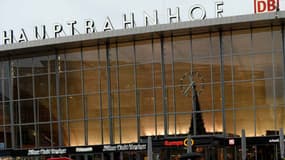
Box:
65 48 82 71
231 29 251 54
0 25 284 149
69 121 85 146
88 120 102 145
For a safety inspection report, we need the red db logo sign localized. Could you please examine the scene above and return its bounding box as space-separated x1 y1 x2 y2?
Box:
254 0 279 13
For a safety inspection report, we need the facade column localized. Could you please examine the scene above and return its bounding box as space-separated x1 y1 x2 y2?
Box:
160 36 168 137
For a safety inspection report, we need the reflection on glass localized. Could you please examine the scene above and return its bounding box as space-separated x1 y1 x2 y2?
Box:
5 126 11 148
65 48 82 71
213 112 223 133
119 66 134 90
0 26 283 149
175 87 192 113
176 114 191 134
275 79 285 105
136 40 153 64
84 70 99 93
136 64 153 89
18 76 33 99
88 120 102 145
274 52 283 77
233 55 252 81
101 93 109 117
256 80 274 107
60 97 67 120
118 42 134 66
102 119 110 144
165 63 173 86
37 98 50 122
51 98 58 121
21 125 35 148
155 88 163 113
167 87 175 113
114 118 121 144
192 33 210 57
120 91 136 116
69 121 85 146
68 96 83 120
168 115 175 135
232 29 251 54
225 110 235 135
4 102 10 125
253 53 272 79
235 109 255 136
83 46 98 69
139 89 155 115
199 84 214 110
112 93 120 116
110 67 118 91
234 82 253 107
38 124 51 147
20 100 34 123
33 56 49 74
121 118 137 143
252 27 271 53
35 75 49 97
86 94 101 119
224 82 233 108
173 36 190 60
256 108 275 136
67 71 82 94
140 116 156 136
276 107 285 131
50 73 56 96
17 58 33 76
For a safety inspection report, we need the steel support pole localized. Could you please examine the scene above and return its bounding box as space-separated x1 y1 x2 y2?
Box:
280 128 284 159
241 129 246 160
147 136 153 160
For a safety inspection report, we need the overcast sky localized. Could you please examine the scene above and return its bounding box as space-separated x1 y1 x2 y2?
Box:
0 0 283 41
0 0 252 29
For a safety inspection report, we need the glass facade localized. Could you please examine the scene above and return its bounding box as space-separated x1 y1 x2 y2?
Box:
0 25 284 152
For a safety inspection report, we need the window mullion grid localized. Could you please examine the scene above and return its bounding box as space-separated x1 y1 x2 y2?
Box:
115 42 122 143
80 47 88 145
209 32 215 134
160 36 168 137
151 38 158 136
219 30 226 137
97 45 104 145
250 27 257 136
15 62 23 148
32 58 39 147
282 24 285 131
170 34 177 135
133 40 141 141
229 30 237 136
48 55 53 148
271 25 277 131
1 66 7 148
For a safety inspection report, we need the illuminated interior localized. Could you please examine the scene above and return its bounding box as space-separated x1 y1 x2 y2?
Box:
0 26 284 148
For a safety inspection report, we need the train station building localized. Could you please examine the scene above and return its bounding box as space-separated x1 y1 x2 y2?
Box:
0 5 285 160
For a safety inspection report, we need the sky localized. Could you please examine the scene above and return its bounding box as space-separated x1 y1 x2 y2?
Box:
0 0 283 43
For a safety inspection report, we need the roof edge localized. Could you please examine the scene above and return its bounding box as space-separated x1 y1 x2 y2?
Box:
0 11 284 54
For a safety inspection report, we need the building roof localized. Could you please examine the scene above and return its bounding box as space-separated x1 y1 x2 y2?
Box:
0 11 285 59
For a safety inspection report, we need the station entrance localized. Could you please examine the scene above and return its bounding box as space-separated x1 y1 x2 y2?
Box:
146 135 285 160
0 135 284 160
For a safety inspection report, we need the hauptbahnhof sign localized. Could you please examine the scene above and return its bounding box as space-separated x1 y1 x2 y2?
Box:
0 0 282 46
